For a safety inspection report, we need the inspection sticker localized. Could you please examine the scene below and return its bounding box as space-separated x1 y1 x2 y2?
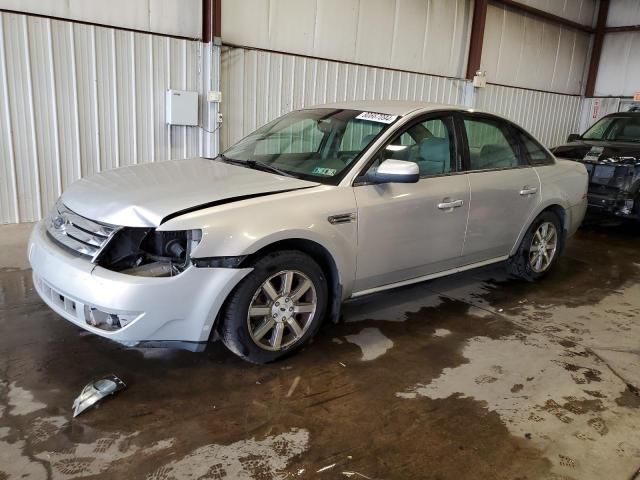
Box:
356 111 398 124
312 167 337 176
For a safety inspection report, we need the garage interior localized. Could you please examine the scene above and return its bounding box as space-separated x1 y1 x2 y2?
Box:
1 0 640 479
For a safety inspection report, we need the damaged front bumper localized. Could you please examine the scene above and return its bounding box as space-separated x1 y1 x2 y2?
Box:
586 190 638 219
28 222 251 351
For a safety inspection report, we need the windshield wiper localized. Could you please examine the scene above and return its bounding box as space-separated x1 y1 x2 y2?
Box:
215 155 293 177
244 160 293 177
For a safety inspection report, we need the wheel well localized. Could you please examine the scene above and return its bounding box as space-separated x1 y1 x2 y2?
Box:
239 239 342 323
540 204 567 252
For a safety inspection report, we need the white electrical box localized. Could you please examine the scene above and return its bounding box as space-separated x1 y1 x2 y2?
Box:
166 90 199 126
472 71 487 88
207 90 222 103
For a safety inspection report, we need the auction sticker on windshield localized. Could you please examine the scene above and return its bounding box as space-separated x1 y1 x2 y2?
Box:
356 112 398 124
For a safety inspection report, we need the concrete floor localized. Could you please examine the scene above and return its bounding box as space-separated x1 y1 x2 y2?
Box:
1 221 640 480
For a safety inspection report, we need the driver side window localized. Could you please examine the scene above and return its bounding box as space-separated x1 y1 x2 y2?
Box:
368 116 455 177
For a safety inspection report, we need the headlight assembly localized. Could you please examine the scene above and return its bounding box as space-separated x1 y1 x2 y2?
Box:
97 228 202 277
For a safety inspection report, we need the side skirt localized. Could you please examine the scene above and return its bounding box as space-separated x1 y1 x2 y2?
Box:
350 256 509 298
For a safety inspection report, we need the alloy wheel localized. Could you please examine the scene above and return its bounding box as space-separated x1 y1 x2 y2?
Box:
247 270 317 351
529 222 558 273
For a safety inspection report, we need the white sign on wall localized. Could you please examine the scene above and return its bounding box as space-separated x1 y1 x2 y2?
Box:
592 99 600 119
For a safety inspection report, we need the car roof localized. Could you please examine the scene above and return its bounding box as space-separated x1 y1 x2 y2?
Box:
305 100 469 117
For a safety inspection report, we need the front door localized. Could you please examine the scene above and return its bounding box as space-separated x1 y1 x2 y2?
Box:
353 114 470 293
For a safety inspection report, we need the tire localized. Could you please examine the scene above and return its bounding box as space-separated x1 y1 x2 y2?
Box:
508 211 562 282
219 250 328 364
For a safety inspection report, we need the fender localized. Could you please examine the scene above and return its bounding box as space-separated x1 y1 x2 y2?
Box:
158 185 359 296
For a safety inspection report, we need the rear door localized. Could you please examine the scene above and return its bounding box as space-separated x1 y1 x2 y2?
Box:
353 113 470 292
458 113 541 263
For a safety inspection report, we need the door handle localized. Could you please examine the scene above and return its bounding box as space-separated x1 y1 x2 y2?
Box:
438 199 464 210
520 186 538 196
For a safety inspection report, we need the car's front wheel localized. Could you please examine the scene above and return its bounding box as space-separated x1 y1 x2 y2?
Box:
508 211 562 281
219 250 328 363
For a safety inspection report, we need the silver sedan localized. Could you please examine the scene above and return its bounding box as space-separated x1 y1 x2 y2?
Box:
29 101 588 363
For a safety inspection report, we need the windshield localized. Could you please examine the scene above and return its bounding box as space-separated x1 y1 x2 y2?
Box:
221 108 397 184
582 115 640 142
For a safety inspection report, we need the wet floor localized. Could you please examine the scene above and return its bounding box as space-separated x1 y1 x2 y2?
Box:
1 221 640 479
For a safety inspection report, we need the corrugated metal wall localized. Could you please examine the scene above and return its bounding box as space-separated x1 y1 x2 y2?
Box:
607 0 640 27
220 46 583 150
0 11 207 224
475 84 582 148
587 0 640 97
0 0 203 38
220 47 469 148
520 0 596 25
595 31 640 96
222 0 472 79
577 97 622 133
481 3 592 95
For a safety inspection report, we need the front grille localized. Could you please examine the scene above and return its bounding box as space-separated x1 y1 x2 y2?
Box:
46 202 119 261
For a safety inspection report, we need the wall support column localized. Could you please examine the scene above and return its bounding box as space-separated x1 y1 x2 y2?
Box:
585 0 610 97
466 0 488 80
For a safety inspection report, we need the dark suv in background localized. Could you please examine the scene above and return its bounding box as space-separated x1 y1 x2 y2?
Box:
552 111 640 220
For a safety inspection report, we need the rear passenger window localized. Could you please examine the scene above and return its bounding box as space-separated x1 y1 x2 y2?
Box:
463 118 519 170
516 131 554 166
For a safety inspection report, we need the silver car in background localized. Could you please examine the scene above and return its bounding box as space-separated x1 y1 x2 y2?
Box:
29 101 588 363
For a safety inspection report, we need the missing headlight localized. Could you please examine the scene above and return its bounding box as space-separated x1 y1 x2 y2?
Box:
97 228 201 277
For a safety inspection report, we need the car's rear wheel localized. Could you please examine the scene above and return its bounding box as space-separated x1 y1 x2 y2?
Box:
219 250 328 363
508 211 562 281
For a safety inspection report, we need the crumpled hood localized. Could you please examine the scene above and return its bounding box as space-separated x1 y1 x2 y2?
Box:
61 158 319 227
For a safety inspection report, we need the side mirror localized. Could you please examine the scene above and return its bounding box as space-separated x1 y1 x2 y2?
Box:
367 159 419 184
567 133 581 142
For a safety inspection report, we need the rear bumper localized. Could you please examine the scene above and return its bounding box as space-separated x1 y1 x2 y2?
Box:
28 221 251 350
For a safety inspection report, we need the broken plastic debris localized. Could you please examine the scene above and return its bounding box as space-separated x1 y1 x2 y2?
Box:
72 374 126 417
342 472 372 479
317 463 337 473
339 362 347 368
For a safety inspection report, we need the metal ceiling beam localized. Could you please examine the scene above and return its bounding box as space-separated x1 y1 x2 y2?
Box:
585 0 610 97
489 0 595 33
604 25 640 33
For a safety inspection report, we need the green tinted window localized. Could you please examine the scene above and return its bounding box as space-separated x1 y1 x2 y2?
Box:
367 116 455 177
464 118 519 170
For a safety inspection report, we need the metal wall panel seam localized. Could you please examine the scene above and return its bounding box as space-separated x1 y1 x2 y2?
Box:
148 34 155 163
0 13 19 222
69 23 82 181
110 29 120 169
130 32 138 165
165 37 171 161
90 26 101 175
22 14 42 220
183 39 189 159
45 18 63 197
